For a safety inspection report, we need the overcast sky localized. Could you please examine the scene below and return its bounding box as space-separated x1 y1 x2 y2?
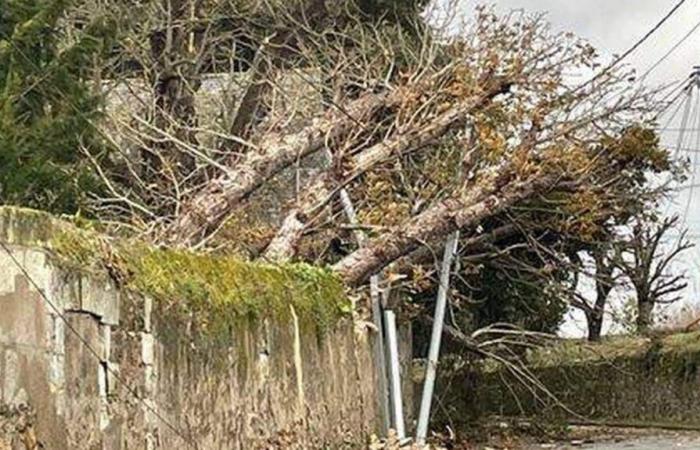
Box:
437 1 700 335
445 0 700 88
484 0 700 218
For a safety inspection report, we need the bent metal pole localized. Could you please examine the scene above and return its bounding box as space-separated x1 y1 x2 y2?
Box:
415 231 460 445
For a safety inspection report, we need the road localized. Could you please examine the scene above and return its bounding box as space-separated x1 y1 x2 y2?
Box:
529 433 700 449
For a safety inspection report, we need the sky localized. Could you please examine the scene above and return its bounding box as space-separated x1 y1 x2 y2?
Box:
442 0 700 91
436 0 700 336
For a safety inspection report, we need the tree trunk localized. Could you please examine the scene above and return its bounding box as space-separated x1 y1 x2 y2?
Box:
265 82 512 260
139 0 202 219
146 0 200 176
333 172 557 286
586 309 603 342
637 296 653 334
165 92 389 245
586 249 613 342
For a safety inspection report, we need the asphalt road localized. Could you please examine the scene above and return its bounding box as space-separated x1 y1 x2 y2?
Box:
531 435 700 449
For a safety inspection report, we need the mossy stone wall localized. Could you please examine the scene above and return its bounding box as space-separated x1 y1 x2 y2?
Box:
0 207 380 449
431 333 700 430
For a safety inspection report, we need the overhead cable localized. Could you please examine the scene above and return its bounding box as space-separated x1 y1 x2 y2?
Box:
573 0 688 94
642 18 700 80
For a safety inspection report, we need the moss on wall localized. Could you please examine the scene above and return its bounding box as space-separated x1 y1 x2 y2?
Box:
0 206 351 333
0 206 77 247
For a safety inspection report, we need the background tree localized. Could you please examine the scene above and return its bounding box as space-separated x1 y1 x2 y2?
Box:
544 125 684 341
0 0 112 213
568 245 618 341
615 216 694 334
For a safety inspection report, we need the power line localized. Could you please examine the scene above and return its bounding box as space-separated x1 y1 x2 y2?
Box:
574 0 688 93
660 77 687 99
652 81 688 125
661 84 695 219
642 18 700 80
682 91 700 225
660 73 700 227
657 83 691 124
674 86 695 159
662 78 690 103
612 0 688 68
0 241 197 449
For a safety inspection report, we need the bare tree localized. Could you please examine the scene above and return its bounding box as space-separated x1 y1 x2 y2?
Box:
568 246 618 341
614 216 694 334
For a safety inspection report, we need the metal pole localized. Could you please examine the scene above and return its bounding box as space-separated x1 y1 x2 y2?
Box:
338 188 390 434
371 274 391 434
415 231 460 445
384 310 406 439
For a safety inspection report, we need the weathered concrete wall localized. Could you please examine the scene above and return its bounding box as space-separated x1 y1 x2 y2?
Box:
0 211 380 449
428 333 700 431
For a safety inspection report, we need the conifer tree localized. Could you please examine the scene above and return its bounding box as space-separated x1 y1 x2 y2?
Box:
0 0 111 213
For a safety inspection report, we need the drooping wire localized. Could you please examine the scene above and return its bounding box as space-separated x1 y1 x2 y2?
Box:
674 87 695 158
660 82 695 220
682 90 700 226
657 84 691 129
657 78 693 119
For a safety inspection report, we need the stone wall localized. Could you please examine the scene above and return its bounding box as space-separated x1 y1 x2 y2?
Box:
428 333 700 432
0 209 380 449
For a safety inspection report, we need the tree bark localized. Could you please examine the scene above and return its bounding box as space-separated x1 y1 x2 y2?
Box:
165 92 389 245
265 82 512 260
227 55 270 141
586 249 614 342
637 295 653 335
586 310 603 342
333 172 557 286
146 0 201 178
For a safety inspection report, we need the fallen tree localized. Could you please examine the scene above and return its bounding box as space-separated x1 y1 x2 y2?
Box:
78 2 673 296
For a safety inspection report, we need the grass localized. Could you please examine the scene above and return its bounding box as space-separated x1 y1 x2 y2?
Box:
526 331 700 368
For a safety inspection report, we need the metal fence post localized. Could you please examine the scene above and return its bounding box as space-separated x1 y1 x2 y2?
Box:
415 231 460 445
337 188 391 434
384 310 405 439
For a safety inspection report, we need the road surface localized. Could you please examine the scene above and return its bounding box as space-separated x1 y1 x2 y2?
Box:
530 432 700 449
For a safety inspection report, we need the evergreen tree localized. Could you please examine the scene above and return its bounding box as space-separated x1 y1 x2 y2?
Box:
0 0 111 213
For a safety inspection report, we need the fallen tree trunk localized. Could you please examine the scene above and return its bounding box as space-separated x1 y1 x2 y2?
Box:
265 82 512 260
333 171 557 286
164 92 390 246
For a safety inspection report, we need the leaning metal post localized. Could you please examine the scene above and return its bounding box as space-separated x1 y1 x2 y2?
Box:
415 231 460 445
338 188 390 434
384 310 406 439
